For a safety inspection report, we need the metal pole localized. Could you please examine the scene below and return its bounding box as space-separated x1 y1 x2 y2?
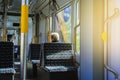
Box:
48 0 51 42
2 0 8 41
20 0 29 80
52 13 55 32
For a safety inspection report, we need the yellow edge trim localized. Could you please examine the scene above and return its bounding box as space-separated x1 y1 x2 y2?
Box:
101 32 107 42
21 5 29 33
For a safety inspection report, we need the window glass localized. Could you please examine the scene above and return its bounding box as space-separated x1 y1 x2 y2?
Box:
76 1 80 53
106 0 120 79
76 26 80 53
77 1 80 25
57 6 71 43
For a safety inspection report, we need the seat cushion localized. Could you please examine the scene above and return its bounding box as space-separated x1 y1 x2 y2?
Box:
45 66 77 72
0 68 16 74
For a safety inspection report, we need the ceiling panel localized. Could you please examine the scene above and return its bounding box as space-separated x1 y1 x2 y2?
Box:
0 0 73 16
56 0 72 8
0 0 3 12
8 0 21 12
0 0 2 2
41 0 73 16
34 0 73 16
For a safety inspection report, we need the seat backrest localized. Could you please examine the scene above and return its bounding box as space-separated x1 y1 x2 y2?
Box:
0 42 14 68
14 45 20 54
42 43 74 66
14 45 20 60
29 44 41 60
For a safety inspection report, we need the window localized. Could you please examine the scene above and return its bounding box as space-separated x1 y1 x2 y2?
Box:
57 6 72 43
77 1 80 25
105 0 120 79
75 1 80 53
76 27 80 53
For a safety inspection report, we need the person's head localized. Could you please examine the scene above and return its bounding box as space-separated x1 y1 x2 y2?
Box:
51 32 59 42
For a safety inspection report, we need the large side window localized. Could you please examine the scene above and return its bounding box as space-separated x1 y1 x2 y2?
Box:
47 16 52 42
76 27 80 53
104 0 120 80
75 1 80 53
57 6 72 43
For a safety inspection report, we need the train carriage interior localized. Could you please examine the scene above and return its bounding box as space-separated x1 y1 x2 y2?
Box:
0 0 120 80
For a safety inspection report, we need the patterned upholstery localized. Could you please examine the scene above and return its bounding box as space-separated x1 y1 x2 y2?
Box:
0 42 14 68
0 42 15 80
14 45 20 61
0 74 13 80
14 45 20 55
45 66 77 72
29 44 41 60
45 50 74 66
42 43 75 67
0 68 16 74
40 43 78 80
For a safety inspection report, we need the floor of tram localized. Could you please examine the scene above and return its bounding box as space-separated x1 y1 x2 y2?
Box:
14 61 80 80
14 62 41 80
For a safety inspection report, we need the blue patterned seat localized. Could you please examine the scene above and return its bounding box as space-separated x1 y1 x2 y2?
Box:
0 42 15 80
40 43 78 80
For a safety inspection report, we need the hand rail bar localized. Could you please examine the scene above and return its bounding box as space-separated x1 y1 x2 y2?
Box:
104 64 119 80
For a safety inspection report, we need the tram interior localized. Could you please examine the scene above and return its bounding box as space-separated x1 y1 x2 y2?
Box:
0 0 120 80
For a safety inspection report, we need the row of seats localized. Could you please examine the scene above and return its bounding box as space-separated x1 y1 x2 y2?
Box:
0 42 79 80
29 43 78 80
0 42 16 80
41 43 78 80
29 43 75 66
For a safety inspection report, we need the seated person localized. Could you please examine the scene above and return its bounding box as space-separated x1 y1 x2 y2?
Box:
51 32 60 42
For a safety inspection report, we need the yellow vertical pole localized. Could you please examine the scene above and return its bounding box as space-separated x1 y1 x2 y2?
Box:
2 2 7 42
47 31 51 42
47 15 51 42
20 0 29 80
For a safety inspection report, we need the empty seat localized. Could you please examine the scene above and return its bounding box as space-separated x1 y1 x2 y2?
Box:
29 44 41 62
14 45 20 62
29 44 41 78
40 43 78 80
0 42 15 80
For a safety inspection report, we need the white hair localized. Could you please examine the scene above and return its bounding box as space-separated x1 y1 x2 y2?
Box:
51 32 59 40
